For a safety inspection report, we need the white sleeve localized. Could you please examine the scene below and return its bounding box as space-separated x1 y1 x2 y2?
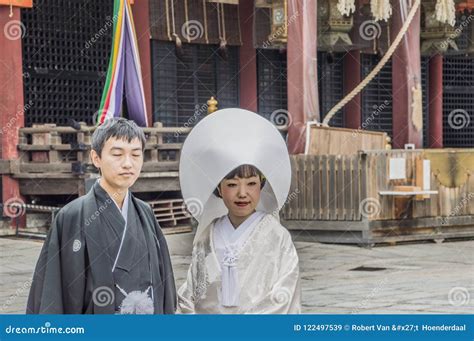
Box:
248 231 301 314
177 263 196 314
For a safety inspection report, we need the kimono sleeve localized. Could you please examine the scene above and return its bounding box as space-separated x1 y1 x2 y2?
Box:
177 263 196 314
248 230 301 314
26 211 66 314
153 216 178 314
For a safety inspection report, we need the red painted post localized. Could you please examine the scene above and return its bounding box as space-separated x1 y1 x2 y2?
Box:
343 50 362 129
428 54 443 148
287 0 318 154
131 0 153 126
239 0 258 112
0 7 25 227
391 1 423 148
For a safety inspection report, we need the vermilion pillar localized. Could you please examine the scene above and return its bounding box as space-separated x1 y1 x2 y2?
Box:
287 0 319 154
131 0 152 126
0 7 24 224
428 54 443 148
239 0 258 112
391 0 423 148
343 50 362 129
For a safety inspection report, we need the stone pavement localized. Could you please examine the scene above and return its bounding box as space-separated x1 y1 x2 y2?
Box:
0 233 472 314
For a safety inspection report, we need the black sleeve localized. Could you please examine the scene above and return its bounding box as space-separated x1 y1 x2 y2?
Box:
153 217 177 314
26 207 87 314
26 211 65 314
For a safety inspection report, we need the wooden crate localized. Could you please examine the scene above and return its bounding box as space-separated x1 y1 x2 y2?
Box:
306 125 389 156
148 199 193 234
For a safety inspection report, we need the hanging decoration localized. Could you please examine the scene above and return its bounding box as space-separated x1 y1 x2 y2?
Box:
420 0 458 54
318 0 354 51
96 0 148 127
337 0 356 16
217 1 229 58
370 0 393 21
268 0 288 45
435 0 456 26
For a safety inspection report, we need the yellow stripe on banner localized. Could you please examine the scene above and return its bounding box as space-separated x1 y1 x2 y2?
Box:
110 0 125 80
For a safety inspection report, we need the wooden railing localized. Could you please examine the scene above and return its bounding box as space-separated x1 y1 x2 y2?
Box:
14 122 189 176
10 122 288 177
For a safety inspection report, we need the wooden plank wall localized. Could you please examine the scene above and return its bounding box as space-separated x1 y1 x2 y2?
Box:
281 154 363 221
283 151 474 222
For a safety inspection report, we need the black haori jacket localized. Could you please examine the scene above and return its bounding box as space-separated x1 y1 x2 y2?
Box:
26 185 176 314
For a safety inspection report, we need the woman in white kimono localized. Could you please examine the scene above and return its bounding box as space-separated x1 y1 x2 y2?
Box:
177 108 301 314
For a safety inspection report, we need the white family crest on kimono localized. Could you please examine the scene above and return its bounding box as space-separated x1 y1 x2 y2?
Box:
178 212 301 314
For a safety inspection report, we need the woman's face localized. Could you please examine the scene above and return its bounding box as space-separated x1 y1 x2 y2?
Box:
219 175 262 223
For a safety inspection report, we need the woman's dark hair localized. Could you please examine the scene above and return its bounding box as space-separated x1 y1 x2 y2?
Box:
213 164 266 197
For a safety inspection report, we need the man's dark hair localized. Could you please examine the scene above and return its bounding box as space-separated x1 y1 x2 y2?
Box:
213 164 266 198
91 118 146 156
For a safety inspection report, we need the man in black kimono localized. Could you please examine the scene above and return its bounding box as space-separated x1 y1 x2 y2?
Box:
27 118 176 314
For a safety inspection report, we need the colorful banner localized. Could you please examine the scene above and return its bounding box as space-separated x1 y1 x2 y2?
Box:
96 0 148 127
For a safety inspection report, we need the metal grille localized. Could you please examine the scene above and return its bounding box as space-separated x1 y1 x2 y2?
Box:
442 55 474 147
421 56 430 147
151 42 240 130
317 52 344 127
256 49 287 119
21 0 114 127
360 54 393 137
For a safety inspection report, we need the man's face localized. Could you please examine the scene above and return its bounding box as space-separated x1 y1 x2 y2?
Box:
91 137 144 191
219 175 261 220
